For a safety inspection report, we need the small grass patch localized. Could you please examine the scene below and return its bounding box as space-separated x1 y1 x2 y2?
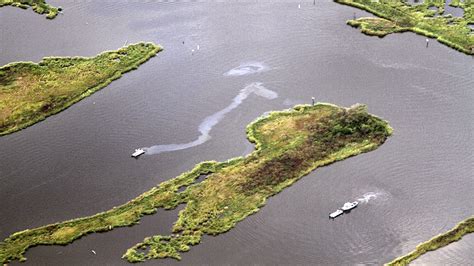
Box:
0 42 162 136
335 0 474 55
0 103 392 264
0 0 59 19
348 17 409 37
387 216 474 266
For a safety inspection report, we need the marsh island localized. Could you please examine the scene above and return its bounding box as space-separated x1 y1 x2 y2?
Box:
0 42 161 136
0 103 392 263
0 0 59 19
335 0 474 55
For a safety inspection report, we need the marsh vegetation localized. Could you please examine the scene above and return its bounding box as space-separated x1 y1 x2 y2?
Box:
336 0 474 54
0 103 392 263
388 216 474 265
0 43 161 136
0 0 59 19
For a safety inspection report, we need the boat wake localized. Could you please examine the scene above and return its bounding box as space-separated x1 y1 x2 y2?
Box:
223 62 270 76
357 192 384 204
144 82 278 155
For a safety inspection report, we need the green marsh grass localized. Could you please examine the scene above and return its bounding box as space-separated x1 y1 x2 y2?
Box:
335 0 474 55
0 0 59 19
387 216 474 265
0 42 162 136
0 103 392 263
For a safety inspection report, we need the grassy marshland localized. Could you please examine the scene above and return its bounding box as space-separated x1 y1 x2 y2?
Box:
0 42 162 136
335 0 474 55
387 216 474 265
0 103 392 263
0 0 59 19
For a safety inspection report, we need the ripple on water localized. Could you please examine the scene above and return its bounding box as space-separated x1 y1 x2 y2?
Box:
324 187 400 263
413 232 474 265
223 62 270 76
1 1 473 265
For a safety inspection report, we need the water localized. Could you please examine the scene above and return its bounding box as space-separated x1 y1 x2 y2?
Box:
444 0 464 17
1 1 473 265
144 82 277 155
405 0 465 17
414 233 474 265
223 62 270 76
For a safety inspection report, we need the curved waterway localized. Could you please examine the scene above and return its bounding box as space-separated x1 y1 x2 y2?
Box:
0 0 473 265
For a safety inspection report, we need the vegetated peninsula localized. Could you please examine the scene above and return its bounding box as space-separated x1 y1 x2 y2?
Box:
0 0 59 19
335 0 474 55
387 216 474 266
0 42 162 136
0 103 392 264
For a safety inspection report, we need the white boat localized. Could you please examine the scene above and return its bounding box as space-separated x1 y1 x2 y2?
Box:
131 148 145 158
341 201 358 211
329 209 343 219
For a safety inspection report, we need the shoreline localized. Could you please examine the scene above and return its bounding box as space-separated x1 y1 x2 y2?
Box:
0 103 392 264
0 42 162 136
0 0 59 19
335 0 474 55
387 216 474 266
